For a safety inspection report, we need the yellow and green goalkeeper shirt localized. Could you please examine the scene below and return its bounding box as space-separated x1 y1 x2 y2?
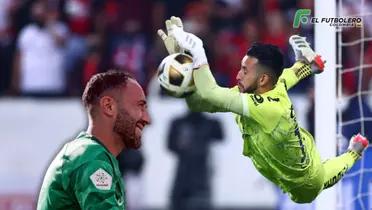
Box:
186 62 321 193
37 132 126 210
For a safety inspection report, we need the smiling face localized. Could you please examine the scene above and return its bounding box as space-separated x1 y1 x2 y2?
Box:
236 55 261 93
113 79 150 149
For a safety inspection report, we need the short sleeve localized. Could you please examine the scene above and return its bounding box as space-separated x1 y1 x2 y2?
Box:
72 160 125 210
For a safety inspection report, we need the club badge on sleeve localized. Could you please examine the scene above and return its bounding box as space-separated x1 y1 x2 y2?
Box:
90 168 112 190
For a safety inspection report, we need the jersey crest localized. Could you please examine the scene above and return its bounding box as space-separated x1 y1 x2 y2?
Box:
89 168 112 190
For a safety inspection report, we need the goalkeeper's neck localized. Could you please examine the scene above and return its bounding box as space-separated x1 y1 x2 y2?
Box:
253 83 275 95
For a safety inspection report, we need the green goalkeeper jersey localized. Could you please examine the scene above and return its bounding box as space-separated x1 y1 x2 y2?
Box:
186 62 322 193
233 81 320 192
37 132 126 210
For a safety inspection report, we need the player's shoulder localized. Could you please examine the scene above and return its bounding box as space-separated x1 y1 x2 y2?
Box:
272 78 290 96
245 90 287 127
17 24 37 45
19 24 40 36
253 88 288 108
63 133 111 167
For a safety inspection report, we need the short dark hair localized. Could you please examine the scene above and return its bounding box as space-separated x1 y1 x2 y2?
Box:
82 71 133 108
246 43 284 80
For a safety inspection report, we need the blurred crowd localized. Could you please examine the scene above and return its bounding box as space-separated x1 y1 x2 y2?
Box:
0 0 371 97
0 0 307 97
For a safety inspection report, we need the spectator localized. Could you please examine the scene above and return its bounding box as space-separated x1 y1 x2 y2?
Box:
63 0 92 95
107 19 148 86
262 10 289 52
167 111 224 210
11 0 68 97
0 0 316 97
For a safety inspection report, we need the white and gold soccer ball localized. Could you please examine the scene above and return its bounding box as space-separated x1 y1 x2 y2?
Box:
157 53 195 97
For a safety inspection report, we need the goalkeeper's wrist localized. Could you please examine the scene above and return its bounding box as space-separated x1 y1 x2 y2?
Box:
194 64 210 70
192 48 208 69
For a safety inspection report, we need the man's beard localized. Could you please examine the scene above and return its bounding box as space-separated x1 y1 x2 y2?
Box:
244 81 258 93
113 109 141 149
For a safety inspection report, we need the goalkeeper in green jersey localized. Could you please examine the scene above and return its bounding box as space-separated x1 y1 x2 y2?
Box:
37 71 151 210
158 17 369 203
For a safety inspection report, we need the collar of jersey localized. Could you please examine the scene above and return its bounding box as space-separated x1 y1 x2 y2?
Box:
76 131 111 154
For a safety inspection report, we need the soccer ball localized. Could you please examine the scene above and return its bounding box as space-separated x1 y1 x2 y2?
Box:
157 53 195 97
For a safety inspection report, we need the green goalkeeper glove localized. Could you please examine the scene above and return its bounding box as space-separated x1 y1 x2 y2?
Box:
157 16 184 54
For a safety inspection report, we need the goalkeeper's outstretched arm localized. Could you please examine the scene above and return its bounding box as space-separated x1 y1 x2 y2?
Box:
189 64 248 116
279 35 326 90
278 61 313 90
185 90 232 113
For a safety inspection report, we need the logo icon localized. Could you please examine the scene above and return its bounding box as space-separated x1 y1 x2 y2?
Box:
293 9 362 28
293 9 311 28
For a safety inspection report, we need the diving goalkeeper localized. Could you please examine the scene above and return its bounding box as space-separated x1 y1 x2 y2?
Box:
157 17 369 203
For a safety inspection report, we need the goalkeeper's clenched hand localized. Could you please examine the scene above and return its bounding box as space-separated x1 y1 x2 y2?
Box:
157 16 184 54
289 35 325 73
170 23 208 69
157 16 208 69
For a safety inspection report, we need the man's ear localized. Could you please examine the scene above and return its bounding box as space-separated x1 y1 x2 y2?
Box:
259 73 271 86
99 96 117 117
